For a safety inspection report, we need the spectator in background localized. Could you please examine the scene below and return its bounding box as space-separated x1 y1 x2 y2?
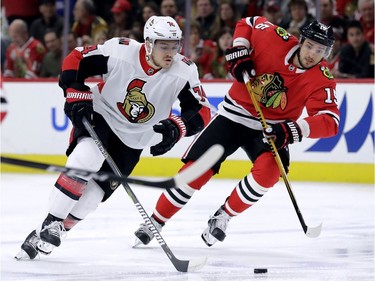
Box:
142 2 160 24
133 2 160 34
342 1 357 20
40 29 62 77
280 0 315 33
93 30 108 45
184 20 216 78
195 0 217 40
92 0 117 24
127 30 143 42
29 0 64 46
160 0 185 29
327 28 344 73
357 0 374 47
237 0 264 18
205 26 234 80
3 19 46 78
219 0 238 29
262 0 283 25
319 0 347 39
65 31 78 52
336 0 353 17
211 0 239 36
72 0 108 46
335 20 373 78
107 0 132 38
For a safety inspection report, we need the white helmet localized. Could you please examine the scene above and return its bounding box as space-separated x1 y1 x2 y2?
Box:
143 16 182 45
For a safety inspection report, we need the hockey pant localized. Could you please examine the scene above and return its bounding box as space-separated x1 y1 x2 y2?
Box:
152 114 290 223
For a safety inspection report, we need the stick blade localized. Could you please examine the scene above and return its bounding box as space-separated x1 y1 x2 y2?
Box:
305 223 322 238
175 144 224 186
187 257 207 272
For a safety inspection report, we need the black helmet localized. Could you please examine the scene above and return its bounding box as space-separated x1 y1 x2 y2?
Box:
299 20 335 48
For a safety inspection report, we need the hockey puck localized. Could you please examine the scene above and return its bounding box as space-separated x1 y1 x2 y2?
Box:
254 268 268 274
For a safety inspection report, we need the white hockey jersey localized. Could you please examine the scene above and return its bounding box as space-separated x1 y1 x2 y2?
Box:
59 38 211 149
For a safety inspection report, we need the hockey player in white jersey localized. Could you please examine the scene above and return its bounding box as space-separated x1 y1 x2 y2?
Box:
16 16 211 260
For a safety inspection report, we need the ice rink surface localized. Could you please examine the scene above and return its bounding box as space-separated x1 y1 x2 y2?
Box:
0 173 374 281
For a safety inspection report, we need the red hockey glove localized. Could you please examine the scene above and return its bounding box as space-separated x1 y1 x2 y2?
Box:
263 120 302 149
150 115 187 156
64 84 93 129
225 46 255 82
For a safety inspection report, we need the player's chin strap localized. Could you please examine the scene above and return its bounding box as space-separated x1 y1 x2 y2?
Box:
81 117 209 272
242 71 322 238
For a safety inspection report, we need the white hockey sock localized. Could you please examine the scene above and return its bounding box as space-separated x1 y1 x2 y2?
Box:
69 179 105 220
48 186 78 219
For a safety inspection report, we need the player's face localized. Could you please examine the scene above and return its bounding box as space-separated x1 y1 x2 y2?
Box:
151 40 180 69
298 39 328 68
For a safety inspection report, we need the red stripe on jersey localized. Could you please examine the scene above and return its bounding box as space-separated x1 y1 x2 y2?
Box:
62 49 84 71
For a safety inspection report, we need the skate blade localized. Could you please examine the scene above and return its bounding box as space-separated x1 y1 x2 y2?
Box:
14 249 33 260
132 237 144 248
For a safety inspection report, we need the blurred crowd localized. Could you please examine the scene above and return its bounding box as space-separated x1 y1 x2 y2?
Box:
0 0 374 79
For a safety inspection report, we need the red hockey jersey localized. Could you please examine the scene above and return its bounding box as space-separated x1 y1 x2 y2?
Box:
4 37 46 78
219 16 340 138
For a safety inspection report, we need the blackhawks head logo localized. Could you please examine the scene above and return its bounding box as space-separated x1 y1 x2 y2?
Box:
251 73 288 110
117 79 155 123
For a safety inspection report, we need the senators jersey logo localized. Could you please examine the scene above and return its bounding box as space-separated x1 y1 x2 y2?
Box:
251 73 288 110
117 79 155 123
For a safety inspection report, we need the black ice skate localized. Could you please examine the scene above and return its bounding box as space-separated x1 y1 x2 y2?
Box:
134 215 164 247
201 205 231 247
15 230 54 260
39 214 66 247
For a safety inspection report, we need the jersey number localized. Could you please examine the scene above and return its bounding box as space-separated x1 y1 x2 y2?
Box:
324 88 337 105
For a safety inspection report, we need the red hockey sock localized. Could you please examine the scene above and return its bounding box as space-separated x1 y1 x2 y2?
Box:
63 214 81 231
224 153 279 216
153 161 214 222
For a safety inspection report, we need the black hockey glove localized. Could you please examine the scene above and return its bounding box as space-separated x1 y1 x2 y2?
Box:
263 120 303 150
64 84 93 129
225 46 256 82
150 116 187 156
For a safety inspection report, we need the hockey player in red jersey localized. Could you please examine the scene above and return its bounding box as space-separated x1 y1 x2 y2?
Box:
16 16 211 260
134 17 340 247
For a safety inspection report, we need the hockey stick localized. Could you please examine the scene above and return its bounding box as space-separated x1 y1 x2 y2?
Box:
242 71 322 238
1 147 223 190
81 117 212 272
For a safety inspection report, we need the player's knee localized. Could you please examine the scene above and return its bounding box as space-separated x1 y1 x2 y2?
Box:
69 179 105 219
66 137 105 179
251 153 279 188
181 161 214 190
